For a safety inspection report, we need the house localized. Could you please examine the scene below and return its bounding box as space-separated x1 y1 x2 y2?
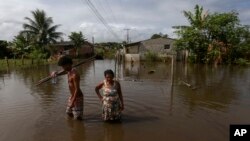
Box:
52 41 94 58
124 37 176 62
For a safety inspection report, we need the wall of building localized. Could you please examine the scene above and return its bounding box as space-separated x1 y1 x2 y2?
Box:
123 38 177 62
124 54 140 62
52 42 94 58
142 38 175 54
126 45 140 54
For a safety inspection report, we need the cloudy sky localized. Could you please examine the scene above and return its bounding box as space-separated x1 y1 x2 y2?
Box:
0 0 249 43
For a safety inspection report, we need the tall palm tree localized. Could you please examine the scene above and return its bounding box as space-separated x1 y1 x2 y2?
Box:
22 9 63 49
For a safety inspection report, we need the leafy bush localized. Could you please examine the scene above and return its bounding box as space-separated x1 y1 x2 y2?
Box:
144 51 160 62
29 49 48 59
234 58 250 66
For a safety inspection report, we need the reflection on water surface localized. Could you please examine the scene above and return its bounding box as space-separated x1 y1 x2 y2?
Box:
0 60 249 141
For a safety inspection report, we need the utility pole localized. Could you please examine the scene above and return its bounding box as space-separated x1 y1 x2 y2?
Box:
92 36 95 44
92 36 95 55
124 28 130 44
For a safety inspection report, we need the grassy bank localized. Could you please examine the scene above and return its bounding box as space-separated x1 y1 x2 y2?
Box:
0 59 57 71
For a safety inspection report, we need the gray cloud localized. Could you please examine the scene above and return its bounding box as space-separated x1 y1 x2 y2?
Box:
0 0 249 42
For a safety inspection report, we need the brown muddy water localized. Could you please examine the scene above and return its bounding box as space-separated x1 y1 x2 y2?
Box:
0 60 250 141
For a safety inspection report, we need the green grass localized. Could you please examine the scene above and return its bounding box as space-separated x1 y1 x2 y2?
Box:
0 59 57 71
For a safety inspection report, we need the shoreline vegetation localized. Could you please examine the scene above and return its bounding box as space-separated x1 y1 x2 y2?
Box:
1 50 249 71
0 55 98 71
0 58 57 71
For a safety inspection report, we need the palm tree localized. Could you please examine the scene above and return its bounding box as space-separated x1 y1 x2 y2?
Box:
68 31 86 57
22 9 63 50
183 5 208 29
173 5 210 63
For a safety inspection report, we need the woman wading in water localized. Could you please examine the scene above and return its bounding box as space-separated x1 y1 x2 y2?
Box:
95 69 124 121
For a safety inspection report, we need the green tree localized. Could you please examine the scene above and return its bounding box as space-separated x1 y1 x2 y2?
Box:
150 32 169 39
205 11 242 63
68 31 86 57
173 5 250 64
12 33 32 57
162 34 169 38
0 40 11 58
238 25 250 60
174 5 209 63
183 5 208 29
151 33 162 39
21 9 63 51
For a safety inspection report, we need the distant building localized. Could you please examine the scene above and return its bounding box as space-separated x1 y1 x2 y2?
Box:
124 37 176 62
52 41 94 58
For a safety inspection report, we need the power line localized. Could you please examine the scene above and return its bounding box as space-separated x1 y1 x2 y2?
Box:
116 0 131 43
105 0 119 24
83 0 122 42
95 0 110 22
94 0 118 27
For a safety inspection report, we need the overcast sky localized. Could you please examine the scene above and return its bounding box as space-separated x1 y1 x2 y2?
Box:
0 0 249 43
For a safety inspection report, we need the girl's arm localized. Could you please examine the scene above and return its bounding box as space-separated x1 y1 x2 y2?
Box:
50 70 67 77
95 82 104 101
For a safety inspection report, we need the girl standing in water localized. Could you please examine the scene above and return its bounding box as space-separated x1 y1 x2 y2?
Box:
51 56 84 120
95 69 124 121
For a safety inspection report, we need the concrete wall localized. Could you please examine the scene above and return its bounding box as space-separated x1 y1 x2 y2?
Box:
123 38 177 62
126 45 140 54
125 54 140 62
141 38 175 54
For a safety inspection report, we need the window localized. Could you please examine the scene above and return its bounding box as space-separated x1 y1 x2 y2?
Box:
164 44 170 49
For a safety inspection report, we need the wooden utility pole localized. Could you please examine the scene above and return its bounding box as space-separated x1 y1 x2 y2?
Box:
92 36 95 55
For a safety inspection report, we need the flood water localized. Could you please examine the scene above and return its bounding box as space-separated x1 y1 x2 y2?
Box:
0 60 250 141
